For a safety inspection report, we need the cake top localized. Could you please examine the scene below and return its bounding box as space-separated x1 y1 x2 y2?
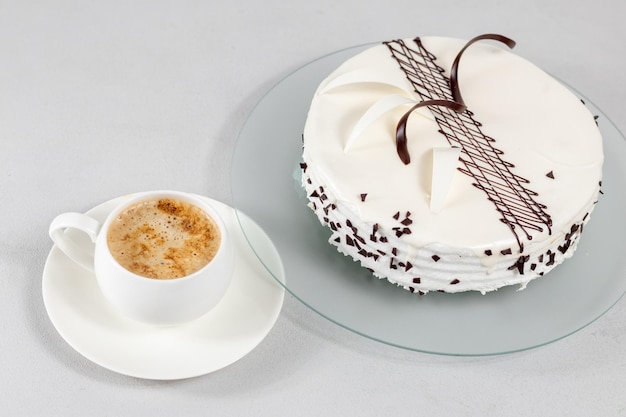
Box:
303 35 603 254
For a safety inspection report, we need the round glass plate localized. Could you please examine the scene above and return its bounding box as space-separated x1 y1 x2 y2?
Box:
230 44 626 356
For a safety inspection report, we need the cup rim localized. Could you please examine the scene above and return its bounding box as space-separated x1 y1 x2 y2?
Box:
99 190 230 283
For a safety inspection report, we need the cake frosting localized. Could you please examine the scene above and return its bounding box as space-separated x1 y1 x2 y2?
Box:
300 35 603 294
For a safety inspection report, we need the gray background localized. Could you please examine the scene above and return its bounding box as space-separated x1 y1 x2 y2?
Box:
1 0 625 415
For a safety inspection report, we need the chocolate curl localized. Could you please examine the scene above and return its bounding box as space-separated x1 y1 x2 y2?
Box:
396 99 466 164
449 34 516 106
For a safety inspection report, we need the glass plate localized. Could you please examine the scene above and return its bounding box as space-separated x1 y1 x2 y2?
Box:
230 44 626 355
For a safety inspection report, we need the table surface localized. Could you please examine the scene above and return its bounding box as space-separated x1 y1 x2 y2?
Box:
2 0 625 415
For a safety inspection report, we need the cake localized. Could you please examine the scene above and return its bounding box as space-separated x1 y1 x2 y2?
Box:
300 34 604 294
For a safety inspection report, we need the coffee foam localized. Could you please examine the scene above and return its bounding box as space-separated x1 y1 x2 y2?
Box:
107 198 221 279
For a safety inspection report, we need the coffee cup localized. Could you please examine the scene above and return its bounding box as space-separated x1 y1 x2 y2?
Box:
49 191 234 326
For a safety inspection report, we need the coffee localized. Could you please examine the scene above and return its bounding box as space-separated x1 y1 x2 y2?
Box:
107 198 221 279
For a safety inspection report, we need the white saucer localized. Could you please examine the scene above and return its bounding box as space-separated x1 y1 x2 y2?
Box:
42 195 285 380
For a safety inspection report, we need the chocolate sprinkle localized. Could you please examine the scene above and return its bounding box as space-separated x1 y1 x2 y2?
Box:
501 248 512 255
412 277 421 284
508 255 530 274
432 255 440 262
546 171 555 179
360 193 367 202
484 249 493 256
450 279 460 285
389 259 397 270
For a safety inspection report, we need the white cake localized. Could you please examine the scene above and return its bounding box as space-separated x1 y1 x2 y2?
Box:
300 35 603 294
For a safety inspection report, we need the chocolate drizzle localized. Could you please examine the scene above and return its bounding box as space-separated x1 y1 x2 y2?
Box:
384 36 552 252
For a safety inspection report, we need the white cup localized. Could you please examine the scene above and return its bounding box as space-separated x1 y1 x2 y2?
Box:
49 191 234 326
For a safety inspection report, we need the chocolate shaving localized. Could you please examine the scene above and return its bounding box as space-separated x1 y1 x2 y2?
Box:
360 193 367 202
508 255 530 274
449 34 516 106
450 279 460 285
546 171 555 179
396 99 466 164
432 255 440 262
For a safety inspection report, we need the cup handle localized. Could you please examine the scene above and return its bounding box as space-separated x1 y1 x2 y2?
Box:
49 213 102 272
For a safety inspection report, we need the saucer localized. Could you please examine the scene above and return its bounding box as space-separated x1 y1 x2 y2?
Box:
42 195 285 380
